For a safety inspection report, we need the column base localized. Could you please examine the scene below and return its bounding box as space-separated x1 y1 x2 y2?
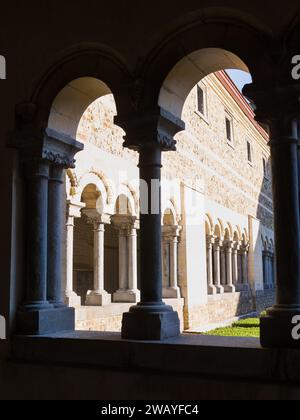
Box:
65 291 82 308
17 307 75 335
113 290 141 304
261 305 300 349
208 285 217 295
224 285 236 293
216 285 224 294
122 303 181 341
163 287 181 299
86 291 111 306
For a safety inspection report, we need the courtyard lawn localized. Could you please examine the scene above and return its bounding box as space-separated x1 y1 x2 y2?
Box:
203 318 260 338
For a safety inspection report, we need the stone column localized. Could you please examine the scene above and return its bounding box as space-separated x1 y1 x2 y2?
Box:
241 245 249 285
213 240 224 294
113 216 140 303
245 84 300 348
22 161 53 312
84 211 111 306
225 241 235 293
47 166 66 308
220 246 227 288
17 128 84 335
162 225 181 299
206 236 216 295
122 144 180 340
232 242 239 286
65 200 85 307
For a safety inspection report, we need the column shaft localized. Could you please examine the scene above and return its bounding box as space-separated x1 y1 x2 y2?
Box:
207 239 216 295
48 166 65 307
213 243 224 294
24 161 52 310
128 227 138 291
225 243 235 293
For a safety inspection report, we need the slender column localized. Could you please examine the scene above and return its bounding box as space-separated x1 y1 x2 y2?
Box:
113 216 140 303
84 211 111 306
23 161 53 311
244 84 300 348
232 243 239 286
65 200 85 307
162 237 170 289
162 225 181 298
263 251 268 287
225 241 235 293
47 166 66 307
241 245 249 285
213 240 224 294
207 236 216 295
122 144 180 340
220 247 227 287
128 223 139 296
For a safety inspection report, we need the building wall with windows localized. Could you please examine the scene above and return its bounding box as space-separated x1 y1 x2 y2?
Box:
64 71 275 332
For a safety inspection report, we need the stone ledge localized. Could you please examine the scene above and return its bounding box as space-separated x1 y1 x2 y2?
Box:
11 332 300 384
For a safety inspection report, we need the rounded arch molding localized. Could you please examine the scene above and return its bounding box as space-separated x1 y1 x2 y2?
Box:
135 8 275 112
22 44 134 133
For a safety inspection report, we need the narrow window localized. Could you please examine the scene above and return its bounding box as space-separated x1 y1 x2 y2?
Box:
247 141 252 163
226 117 233 143
197 85 205 116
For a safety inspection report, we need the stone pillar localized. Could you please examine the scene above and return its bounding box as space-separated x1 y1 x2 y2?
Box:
220 247 227 287
213 240 224 294
65 200 85 307
17 128 83 335
241 245 249 285
122 144 180 340
206 236 216 295
162 225 181 299
232 243 239 286
22 161 53 311
113 216 140 303
225 241 235 293
84 211 111 306
47 166 66 307
245 84 300 348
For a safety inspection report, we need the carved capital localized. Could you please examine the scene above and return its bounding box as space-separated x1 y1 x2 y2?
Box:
13 127 84 169
118 110 185 152
112 215 139 232
83 209 111 226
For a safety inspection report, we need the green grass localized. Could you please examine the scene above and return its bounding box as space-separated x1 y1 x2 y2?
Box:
203 318 260 338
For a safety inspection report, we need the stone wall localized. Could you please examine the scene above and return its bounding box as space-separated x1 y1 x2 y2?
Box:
256 288 276 314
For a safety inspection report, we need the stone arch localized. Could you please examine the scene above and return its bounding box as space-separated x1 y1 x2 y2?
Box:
135 9 273 116
158 48 250 121
66 169 79 197
217 218 225 238
117 182 139 216
24 45 132 135
114 192 135 217
162 199 180 225
77 172 111 213
214 223 222 239
225 222 234 240
205 214 214 236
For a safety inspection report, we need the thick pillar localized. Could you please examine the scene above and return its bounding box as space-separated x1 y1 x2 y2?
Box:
122 144 180 340
225 241 235 293
245 84 300 348
65 200 84 307
22 161 53 311
84 211 111 306
162 225 181 299
47 166 65 307
113 216 140 303
206 236 216 295
213 240 224 294
17 128 83 335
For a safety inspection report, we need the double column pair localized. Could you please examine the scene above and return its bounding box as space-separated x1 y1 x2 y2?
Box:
18 129 83 334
